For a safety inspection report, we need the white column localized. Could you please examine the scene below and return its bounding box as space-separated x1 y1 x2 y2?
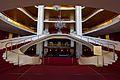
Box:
44 23 49 34
75 6 82 35
70 24 74 47
70 24 74 33
36 43 43 57
75 6 82 58
44 24 49 49
71 41 74 47
37 5 44 35
44 41 48 47
76 43 82 58
36 5 44 57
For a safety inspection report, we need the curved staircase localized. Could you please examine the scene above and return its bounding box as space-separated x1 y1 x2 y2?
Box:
0 33 118 67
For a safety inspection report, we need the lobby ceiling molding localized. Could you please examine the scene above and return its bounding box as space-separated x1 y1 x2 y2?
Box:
0 0 120 13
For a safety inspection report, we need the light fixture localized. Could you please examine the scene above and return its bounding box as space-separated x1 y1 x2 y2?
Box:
53 5 66 33
61 49 63 51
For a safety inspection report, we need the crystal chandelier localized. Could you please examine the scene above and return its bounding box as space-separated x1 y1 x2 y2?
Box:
53 5 66 33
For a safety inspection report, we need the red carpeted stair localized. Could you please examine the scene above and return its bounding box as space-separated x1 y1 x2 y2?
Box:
0 48 15 73
0 42 30 73
43 57 78 66
106 51 120 71
0 42 120 80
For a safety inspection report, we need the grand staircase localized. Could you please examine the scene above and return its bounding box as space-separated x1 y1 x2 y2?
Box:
0 34 120 80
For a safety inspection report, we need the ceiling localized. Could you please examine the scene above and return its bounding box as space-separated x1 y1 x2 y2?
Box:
0 1 119 36
0 0 120 13
0 5 119 36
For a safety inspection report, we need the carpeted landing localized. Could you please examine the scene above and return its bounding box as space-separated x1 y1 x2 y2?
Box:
0 65 105 80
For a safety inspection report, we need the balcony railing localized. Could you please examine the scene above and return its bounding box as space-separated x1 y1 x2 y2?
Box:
0 13 35 32
84 15 120 33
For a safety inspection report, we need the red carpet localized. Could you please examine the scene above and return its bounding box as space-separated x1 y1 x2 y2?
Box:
43 57 78 65
0 65 104 80
0 44 120 80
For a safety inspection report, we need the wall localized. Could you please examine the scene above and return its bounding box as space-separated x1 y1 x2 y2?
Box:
0 30 19 40
97 31 120 42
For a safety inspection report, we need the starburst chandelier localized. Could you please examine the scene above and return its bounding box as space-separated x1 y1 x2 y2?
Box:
53 5 66 33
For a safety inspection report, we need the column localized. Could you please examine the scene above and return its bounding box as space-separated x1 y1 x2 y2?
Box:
37 5 44 35
44 23 49 34
8 33 13 39
75 6 82 35
76 43 82 58
36 5 44 57
70 24 74 47
75 6 82 58
70 24 74 33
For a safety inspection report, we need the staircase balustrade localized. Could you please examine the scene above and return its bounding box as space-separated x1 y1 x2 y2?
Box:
3 33 117 66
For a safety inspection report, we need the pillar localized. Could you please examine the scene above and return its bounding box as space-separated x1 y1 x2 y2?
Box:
8 33 13 39
70 24 74 47
75 6 82 35
44 23 49 34
37 5 44 35
36 5 44 57
75 6 83 58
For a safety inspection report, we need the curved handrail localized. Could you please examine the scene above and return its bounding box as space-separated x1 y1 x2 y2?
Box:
72 33 117 66
4 34 42 63
4 33 117 66
0 13 35 32
84 15 120 33
0 35 37 50
20 34 94 54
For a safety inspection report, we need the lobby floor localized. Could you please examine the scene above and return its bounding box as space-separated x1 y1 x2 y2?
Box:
1 65 119 80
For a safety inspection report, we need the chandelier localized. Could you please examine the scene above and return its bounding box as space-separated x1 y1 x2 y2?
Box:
53 5 66 33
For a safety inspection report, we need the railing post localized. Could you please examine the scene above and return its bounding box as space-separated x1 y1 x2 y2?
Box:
113 45 116 61
18 54 19 66
102 47 104 66
87 38 89 43
97 56 99 66
10 42 12 50
107 44 110 52
5 47 8 59
5 43 9 59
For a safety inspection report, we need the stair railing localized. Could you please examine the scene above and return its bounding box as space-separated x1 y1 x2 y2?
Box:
4 34 50 66
4 33 117 66
74 34 117 66
86 37 117 66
